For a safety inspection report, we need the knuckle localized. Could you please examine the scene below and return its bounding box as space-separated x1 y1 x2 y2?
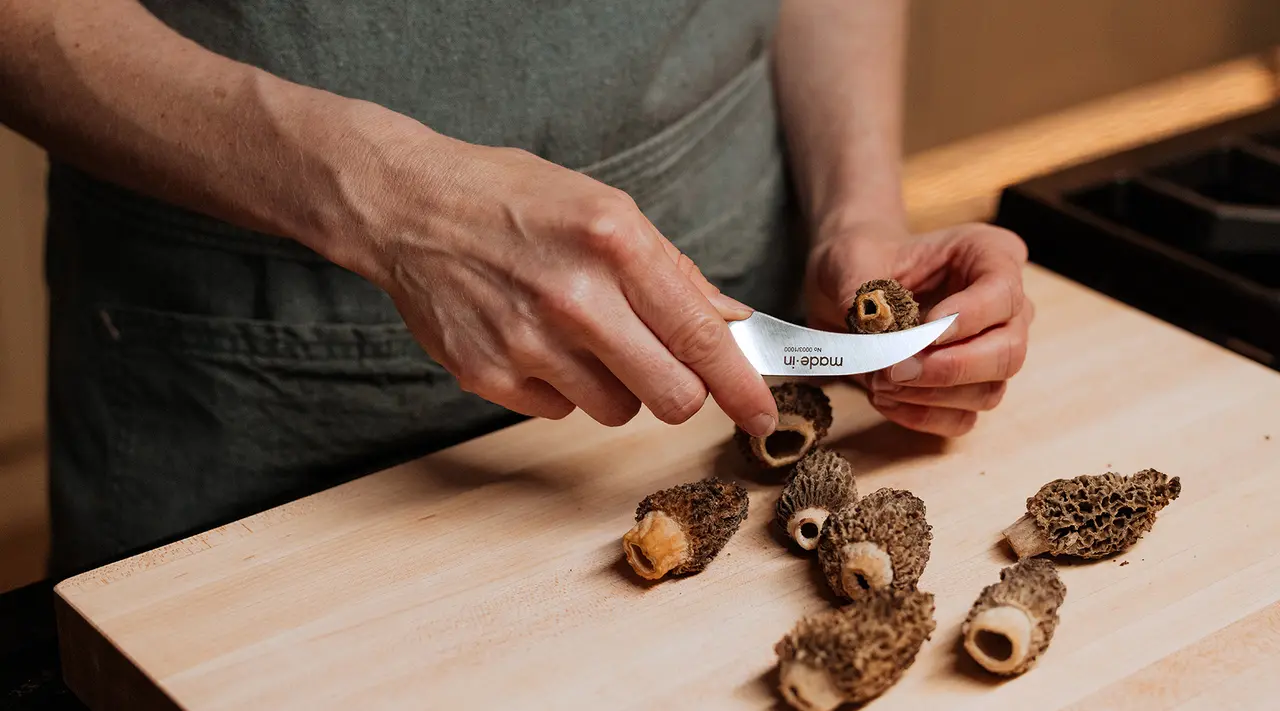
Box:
931 353 965 388
667 313 726 366
980 382 1008 411
596 396 642 427
455 366 510 398
580 192 643 262
540 276 597 325
984 225 1029 262
502 323 547 368
1001 335 1028 378
649 379 708 424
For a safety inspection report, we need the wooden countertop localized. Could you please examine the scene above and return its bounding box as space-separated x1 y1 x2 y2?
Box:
54 55 1280 711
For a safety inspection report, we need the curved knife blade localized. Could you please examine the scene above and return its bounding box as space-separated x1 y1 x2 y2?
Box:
728 312 958 377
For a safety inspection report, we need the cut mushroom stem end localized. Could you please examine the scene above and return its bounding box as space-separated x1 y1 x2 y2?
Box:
787 507 830 551
964 605 1034 675
778 660 843 711
622 511 689 580
750 412 818 468
840 541 894 594
853 289 895 334
1002 514 1053 559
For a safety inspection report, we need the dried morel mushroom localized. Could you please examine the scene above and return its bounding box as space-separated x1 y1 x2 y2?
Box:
1003 468 1182 560
817 488 932 601
622 477 749 580
775 589 936 710
735 383 833 470
962 558 1067 676
846 278 920 334
775 448 858 552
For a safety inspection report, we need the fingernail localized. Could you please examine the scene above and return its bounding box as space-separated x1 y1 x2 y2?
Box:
890 357 922 383
871 373 901 393
935 320 961 345
747 412 776 437
871 395 900 410
711 292 753 320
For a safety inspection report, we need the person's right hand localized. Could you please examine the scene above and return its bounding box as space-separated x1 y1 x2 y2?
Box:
334 114 779 436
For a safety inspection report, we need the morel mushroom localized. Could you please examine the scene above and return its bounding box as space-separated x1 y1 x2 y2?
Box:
735 382 833 470
622 477 749 580
817 488 932 601
775 589 936 710
846 278 920 334
1003 468 1182 559
775 448 858 551
962 558 1067 676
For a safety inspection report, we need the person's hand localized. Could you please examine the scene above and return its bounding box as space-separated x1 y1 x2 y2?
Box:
333 115 778 436
805 220 1033 436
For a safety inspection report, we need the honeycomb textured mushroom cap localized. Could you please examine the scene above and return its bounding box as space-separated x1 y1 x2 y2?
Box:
817 488 932 601
624 477 749 579
1004 469 1182 559
846 278 921 334
775 589 936 710
735 383 833 470
775 448 858 551
962 558 1067 676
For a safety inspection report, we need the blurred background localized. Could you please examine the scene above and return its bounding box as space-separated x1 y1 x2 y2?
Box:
3 0 1280 592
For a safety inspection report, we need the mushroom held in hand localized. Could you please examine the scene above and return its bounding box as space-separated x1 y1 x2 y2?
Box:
962 559 1067 676
817 488 932 601
846 278 920 334
775 589 936 711
736 383 833 470
622 477 749 580
1003 469 1182 559
775 448 858 551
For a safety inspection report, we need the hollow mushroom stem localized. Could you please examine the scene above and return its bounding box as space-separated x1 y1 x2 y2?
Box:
853 289 896 334
963 605 1034 675
622 511 689 580
778 660 843 711
840 541 894 594
787 507 831 551
1002 514 1053 559
748 411 818 468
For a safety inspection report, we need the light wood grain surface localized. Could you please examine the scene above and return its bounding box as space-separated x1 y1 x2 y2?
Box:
54 264 1280 710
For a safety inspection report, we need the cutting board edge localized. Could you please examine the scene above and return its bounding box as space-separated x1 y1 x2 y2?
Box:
55 592 183 711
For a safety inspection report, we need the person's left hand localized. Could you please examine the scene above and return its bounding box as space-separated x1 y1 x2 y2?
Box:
805 220 1034 436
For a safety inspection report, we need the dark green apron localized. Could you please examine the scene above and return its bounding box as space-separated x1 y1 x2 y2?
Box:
44 0 807 576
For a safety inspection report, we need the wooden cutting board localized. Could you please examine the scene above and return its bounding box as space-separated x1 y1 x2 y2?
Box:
53 265 1280 711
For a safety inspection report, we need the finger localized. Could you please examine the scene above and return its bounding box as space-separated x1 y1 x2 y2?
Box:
869 395 979 437
534 350 643 427
928 243 1026 346
867 377 1007 412
886 306 1031 387
463 373 578 420
620 243 777 436
656 234 753 321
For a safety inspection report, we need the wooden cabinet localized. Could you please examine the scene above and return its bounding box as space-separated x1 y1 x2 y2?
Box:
0 127 50 592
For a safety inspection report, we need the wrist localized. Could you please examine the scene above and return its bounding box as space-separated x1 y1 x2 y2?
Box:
281 92 451 287
810 201 909 250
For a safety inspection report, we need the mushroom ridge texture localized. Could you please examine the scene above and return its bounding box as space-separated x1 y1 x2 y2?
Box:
735 382 833 470
622 477 749 580
774 588 937 710
961 558 1067 676
817 487 932 601
1004 468 1182 559
846 278 921 334
775 448 858 551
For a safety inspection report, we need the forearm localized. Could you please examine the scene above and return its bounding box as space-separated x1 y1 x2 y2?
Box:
773 0 909 242
0 0 415 275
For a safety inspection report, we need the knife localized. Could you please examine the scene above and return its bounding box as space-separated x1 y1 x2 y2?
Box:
728 311 958 377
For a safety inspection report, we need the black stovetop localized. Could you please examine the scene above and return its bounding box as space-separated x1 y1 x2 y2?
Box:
995 104 1280 370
